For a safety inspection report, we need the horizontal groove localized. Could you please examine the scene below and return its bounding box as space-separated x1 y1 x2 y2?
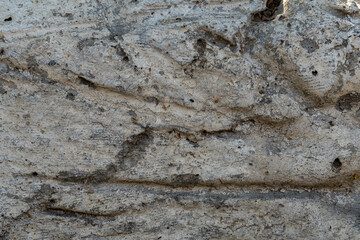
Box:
23 173 357 192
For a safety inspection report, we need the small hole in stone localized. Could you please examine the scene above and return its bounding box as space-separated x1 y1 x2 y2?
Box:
66 92 75 100
4 17 12 22
332 158 342 170
189 99 194 103
32 172 38 176
123 56 129 62
78 76 95 88
49 199 56 204
312 70 318 76
259 89 265 94
196 38 206 47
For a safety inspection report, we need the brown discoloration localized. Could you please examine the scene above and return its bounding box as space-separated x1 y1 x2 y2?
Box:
336 92 360 111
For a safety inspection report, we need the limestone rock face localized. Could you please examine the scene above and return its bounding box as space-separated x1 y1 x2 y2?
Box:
1 0 360 239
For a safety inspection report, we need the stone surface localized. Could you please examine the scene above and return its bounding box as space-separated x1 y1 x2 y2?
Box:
1 0 360 239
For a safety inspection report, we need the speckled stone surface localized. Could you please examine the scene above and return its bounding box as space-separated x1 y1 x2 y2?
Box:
1 0 360 239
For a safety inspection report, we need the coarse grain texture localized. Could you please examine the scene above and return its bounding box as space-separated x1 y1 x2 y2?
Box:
1 0 360 239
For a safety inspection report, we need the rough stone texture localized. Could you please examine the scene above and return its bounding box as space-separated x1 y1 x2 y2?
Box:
1 0 360 239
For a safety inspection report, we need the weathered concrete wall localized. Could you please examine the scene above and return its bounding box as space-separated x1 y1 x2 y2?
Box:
1 0 360 239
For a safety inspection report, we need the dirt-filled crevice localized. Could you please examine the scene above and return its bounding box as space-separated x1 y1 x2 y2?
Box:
253 0 283 22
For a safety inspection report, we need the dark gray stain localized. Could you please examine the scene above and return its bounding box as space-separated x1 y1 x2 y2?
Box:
171 174 201 187
115 45 126 57
127 110 137 117
26 56 49 79
185 138 199 148
77 38 96 51
336 92 360 111
48 60 57 66
63 13 74 20
66 89 78 101
300 38 319 53
230 174 245 180
194 38 207 56
116 130 153 171
57 164 117 183
0 83 6 94
145 97 160 105
52 12 74 20
355 108 360 118
109 18 134 38
337 50 360 76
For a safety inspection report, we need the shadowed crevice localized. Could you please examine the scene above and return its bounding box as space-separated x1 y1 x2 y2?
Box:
253 0 283 22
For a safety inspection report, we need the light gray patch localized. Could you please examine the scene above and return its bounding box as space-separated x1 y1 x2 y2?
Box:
346 144 357 154
355 108 360 118
0 63 8 73
266 141 281 156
